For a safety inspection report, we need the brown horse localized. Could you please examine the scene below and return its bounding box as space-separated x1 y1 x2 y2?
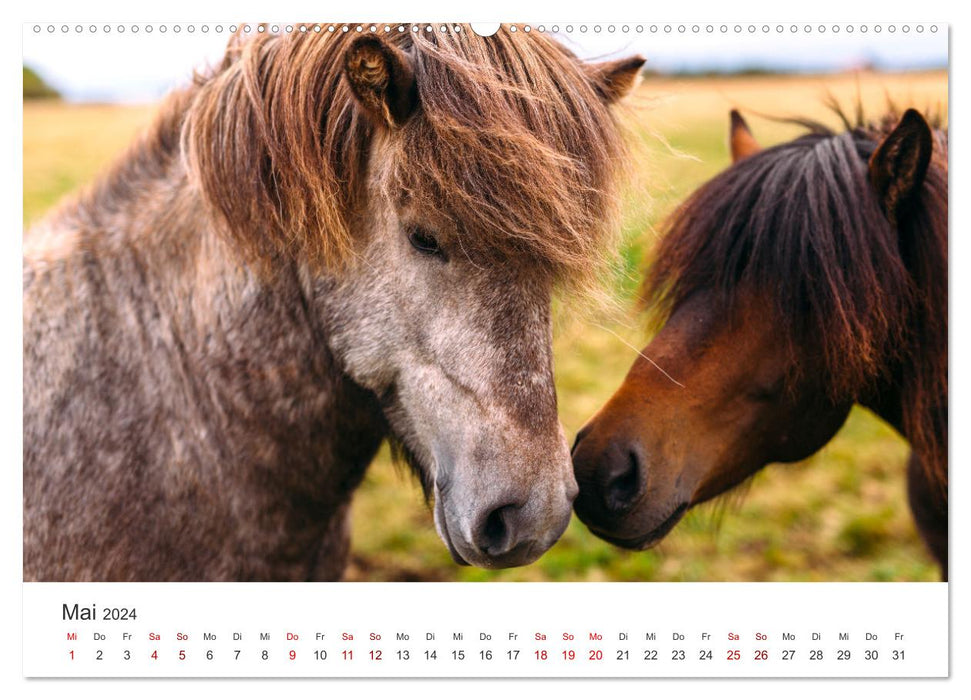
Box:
24 26 644 580
572 108 947 578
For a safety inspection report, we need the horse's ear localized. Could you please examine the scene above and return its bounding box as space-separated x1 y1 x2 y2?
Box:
344 35 418 128
587 55 646 103
730 110 761 162
869 108 933 224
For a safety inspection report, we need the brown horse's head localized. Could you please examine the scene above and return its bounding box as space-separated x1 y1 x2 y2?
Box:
183 26 644 568
573 108 947 551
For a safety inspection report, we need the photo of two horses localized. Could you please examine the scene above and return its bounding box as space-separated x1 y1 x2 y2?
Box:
23 25 947 582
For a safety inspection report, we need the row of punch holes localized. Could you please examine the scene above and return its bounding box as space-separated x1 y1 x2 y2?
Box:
32 23 940 36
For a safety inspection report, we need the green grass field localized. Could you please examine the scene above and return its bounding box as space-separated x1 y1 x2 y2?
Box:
23 69 947 581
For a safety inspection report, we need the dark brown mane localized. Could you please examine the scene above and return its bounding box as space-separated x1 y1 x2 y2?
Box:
173 25 627 287
644 111 948 490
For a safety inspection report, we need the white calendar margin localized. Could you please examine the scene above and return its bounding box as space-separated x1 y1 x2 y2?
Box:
4 0 962 696
23 583 948 678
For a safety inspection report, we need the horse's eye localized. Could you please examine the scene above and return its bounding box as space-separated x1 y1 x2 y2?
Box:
407 227 445 259
747 378 786 404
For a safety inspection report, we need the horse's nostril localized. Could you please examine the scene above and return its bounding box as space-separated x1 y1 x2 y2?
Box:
483 507 508 545
474 502 519 557
604 448 645 514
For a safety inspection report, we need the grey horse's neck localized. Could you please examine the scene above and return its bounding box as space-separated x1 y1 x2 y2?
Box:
23 168 388 581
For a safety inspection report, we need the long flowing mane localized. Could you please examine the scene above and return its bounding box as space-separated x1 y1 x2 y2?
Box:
643 110 948 490
173 25 627 286
45 26 629 292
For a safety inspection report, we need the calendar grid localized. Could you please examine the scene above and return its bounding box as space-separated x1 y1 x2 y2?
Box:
23 583 948 678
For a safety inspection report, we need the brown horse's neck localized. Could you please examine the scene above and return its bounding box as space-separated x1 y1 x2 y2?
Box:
862 369 948 578
860 367 947 496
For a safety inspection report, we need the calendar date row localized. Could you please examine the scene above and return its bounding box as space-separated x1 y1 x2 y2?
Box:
66 646 909 664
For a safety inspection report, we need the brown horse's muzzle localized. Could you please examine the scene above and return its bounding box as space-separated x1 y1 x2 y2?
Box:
572 427 646 515
571 420 688 550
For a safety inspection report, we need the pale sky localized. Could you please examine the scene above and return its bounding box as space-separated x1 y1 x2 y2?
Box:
23 23 948 103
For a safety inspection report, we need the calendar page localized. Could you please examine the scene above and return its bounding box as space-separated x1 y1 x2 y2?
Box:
18 4 953 690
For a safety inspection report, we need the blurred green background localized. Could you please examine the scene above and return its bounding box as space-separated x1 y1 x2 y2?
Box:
23 68 946 581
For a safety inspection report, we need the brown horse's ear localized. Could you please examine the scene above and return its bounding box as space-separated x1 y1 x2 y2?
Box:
343 35 418 128
730 109 761 162
587 55 646 103
869 108 933 224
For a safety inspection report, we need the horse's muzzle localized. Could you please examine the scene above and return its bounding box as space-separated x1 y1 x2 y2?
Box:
436 485 574 569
